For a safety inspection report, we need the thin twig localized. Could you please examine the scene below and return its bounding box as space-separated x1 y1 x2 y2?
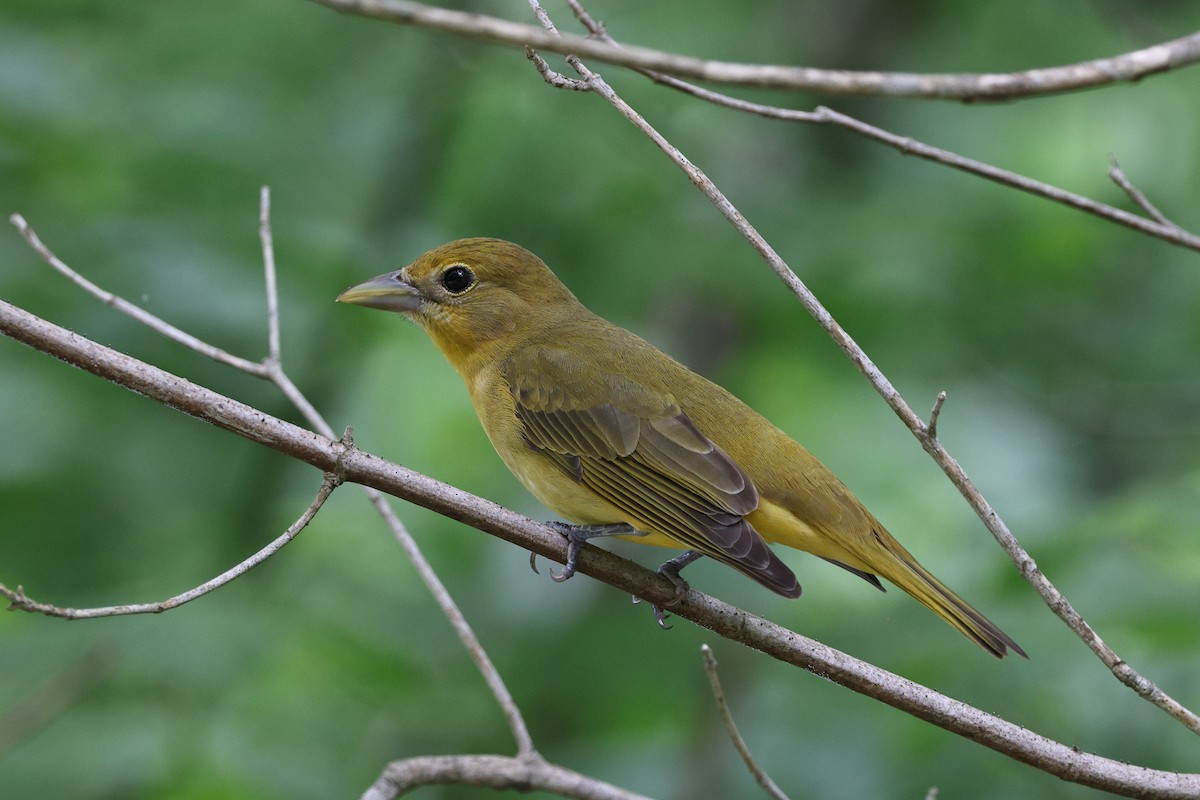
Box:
701 645 790 800
3 296 1198 797
305 0 1200 101
1108 156 1179 229
2 470 341 618
927 391 947 440
537 0 1200 738
260 186 282 364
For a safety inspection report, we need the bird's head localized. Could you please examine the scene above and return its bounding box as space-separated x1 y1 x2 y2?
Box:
338 238 580 370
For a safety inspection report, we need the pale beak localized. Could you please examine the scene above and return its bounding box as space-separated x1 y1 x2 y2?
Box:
336 271 421 313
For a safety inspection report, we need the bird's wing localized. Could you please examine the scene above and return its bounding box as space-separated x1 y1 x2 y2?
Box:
506 347 799 597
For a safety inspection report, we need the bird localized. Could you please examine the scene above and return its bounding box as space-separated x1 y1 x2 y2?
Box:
338 238 1024 658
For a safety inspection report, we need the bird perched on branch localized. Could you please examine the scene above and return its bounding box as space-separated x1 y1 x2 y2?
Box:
338 238 1024 658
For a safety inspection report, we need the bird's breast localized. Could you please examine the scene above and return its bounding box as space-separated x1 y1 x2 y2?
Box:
466 362 624 526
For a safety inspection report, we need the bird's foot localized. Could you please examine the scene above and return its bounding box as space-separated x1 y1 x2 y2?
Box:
531 522 635 583
640 550 703 630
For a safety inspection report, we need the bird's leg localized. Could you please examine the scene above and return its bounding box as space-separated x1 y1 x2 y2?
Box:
648 550 704 630
533 522 637 583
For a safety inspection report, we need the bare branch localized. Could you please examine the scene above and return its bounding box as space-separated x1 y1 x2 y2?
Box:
1108 156 1181 229
533 0 1200 737
527 47 591 91
927 391 947 440
305 0 1200 101
2 470 341 618
3 298 1199 798
701 645 790 800
362 753 653 800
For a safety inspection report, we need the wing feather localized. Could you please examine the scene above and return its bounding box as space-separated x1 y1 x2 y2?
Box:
507 349 800 597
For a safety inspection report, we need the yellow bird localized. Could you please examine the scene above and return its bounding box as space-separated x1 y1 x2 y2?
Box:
339 238 1024 658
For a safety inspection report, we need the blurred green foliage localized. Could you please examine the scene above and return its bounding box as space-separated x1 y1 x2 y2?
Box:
2 1 1198 798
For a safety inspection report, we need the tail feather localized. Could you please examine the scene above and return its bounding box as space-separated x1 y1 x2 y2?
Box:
889 553 1025 659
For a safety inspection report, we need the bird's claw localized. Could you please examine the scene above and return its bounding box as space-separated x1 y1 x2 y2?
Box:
540 521 634 584
652 566 690 629
660 573 689 605
644 550 702 630
652 603 674 630
655 551 697 599
630 594 675 629
529 545 583 581
548 555 578 583
529 551 577 581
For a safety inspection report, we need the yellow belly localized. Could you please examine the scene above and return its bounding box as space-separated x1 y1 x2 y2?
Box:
749 497 873 572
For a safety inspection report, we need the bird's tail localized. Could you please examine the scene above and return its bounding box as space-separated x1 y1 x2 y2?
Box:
882 543 1025 659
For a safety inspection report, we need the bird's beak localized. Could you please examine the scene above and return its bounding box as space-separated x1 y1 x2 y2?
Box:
336 271 422 313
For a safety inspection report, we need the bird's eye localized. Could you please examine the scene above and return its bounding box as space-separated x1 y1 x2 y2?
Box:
440 265 476 295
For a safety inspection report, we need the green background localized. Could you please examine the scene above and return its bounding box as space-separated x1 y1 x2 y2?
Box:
2 1 1198 798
